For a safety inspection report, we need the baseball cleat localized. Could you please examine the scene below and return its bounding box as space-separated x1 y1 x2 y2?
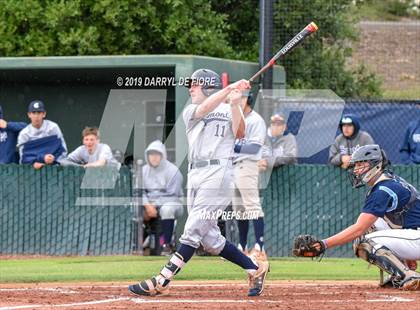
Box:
379 275 397 289
247 259 269 296
128 276 170 296
401 276 420 291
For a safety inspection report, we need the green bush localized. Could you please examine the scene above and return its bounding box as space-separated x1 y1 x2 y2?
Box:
272 0 382 98
0 0 382 99
0 0 233 57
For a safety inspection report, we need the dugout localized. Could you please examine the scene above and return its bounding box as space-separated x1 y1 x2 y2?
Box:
0 55 285 164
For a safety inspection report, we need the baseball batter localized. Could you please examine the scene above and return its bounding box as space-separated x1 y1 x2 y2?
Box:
294 144 420 290
129 69 269 297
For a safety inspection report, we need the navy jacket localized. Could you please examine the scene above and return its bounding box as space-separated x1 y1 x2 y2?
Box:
0 107 27 164
21 135 66 164
400 120 420 164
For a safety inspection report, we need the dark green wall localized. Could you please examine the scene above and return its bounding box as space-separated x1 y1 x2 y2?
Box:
0 67 175 157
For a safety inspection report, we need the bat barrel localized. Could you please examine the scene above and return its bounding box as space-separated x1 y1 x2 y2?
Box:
248 22 318 83
272 22 318 61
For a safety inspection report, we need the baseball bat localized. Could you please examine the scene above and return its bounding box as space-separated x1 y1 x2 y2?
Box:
249 22 318 83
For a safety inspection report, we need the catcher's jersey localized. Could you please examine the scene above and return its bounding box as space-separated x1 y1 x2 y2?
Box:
183 103 235 162
362 176 420 229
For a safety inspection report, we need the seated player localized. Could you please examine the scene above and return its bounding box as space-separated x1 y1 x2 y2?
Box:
0 105 27 164
328 114 374 169
400 118 420 164
17 100 67 169
258 113 297 171
60 127 120 169
140 140 184 256
295 144 420 290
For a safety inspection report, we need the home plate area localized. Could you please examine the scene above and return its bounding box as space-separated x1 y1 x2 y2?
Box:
0 281 419 309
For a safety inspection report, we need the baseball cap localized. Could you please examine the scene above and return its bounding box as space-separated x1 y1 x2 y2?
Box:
28 100 46 112
270 113 286 124
340 116 353 125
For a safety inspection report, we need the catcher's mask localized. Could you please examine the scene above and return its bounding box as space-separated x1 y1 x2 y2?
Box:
348 144 389 188
186 69 222 97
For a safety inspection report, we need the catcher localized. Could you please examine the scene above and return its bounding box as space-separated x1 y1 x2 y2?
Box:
293 144 420 290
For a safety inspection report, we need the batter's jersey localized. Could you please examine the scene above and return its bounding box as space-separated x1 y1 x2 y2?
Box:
362 176 420 229
234 110 266 162
183 103 235 162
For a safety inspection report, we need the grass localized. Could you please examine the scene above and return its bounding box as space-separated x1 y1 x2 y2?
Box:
0 256 382 283
354 0 420 21
383 86 420 100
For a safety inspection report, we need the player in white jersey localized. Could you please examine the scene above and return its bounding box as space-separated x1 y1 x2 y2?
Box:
17 100 67 169
129 69 269 297
232 93 267 257
59 127 121 169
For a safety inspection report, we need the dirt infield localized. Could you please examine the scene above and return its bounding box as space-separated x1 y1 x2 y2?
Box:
0 280 419 310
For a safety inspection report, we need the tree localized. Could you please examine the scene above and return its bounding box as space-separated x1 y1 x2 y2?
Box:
212 0 382 98
0 0 233 57
272 0 382 98
0 0 382 98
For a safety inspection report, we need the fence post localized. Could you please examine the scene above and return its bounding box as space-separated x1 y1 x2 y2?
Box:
132 159 144 255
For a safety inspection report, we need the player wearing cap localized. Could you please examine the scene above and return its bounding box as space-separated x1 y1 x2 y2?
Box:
129 69 269 297
259 113 297 172
17 100 67 169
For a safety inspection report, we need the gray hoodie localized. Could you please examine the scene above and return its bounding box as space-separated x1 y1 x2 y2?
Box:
141 140 183 206
328 114 374 166
262 128 298 168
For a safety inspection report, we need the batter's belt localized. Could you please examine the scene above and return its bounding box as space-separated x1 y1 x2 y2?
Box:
189 158 232 170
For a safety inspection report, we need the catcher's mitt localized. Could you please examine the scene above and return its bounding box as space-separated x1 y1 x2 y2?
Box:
292 234 325 257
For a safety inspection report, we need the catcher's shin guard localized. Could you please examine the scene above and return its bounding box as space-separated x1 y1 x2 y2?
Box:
355 238 420 289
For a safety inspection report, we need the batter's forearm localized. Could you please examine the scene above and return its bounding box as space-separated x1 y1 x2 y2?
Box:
195 86 233 119
231 103 245 139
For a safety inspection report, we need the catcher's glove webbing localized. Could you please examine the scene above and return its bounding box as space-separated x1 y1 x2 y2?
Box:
292 234 326 257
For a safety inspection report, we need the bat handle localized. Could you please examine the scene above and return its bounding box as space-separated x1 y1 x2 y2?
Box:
249 59 276 83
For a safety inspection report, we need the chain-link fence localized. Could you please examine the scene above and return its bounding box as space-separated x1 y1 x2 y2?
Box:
1 163 419 257
272 1 420 99
0 165 132 255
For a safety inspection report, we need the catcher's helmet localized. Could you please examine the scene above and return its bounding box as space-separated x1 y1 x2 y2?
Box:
188 69 222 97
348 144 389 188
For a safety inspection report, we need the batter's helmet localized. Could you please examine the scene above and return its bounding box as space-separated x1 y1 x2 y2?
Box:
348 144 389 188
189 69 222 97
